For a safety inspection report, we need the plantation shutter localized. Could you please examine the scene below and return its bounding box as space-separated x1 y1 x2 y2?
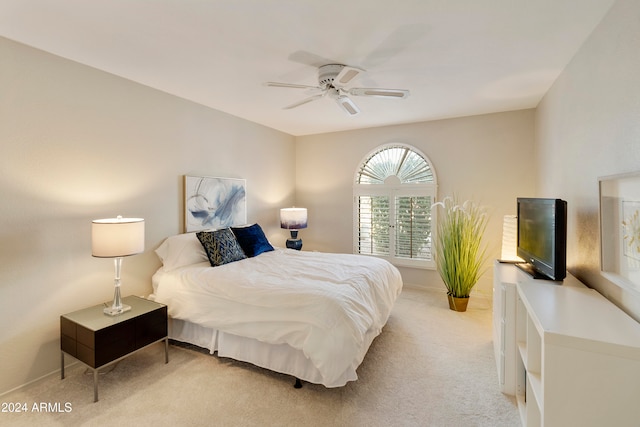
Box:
395 195 432 260
357 195 390 256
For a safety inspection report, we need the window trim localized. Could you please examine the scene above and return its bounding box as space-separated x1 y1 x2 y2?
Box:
353 144 437 269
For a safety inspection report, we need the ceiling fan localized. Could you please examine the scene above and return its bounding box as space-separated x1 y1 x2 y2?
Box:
265 64 409 116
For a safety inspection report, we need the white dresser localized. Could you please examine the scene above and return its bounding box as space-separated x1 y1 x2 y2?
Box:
493 261 640 426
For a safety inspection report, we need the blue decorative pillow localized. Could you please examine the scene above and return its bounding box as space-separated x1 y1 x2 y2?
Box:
196 228 247 267
231 224 274 257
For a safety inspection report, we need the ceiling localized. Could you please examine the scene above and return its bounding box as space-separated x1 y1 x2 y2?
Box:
0 0 616 136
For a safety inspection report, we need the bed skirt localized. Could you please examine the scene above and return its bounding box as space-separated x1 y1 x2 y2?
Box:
168 317 380 387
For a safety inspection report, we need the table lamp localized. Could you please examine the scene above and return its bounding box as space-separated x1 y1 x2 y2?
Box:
92 216 145 315
280 208 307 250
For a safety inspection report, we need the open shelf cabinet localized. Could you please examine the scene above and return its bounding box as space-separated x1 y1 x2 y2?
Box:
494 262 640 426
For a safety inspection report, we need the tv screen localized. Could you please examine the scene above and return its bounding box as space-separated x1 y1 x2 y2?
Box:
516 198 567 281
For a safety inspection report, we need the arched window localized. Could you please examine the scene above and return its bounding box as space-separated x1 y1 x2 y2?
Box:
353 144 437 268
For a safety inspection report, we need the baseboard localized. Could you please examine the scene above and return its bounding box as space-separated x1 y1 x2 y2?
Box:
0 361 79 398
402 283 492 308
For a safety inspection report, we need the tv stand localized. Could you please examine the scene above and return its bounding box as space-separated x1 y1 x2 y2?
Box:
514 262 555 280
493 261 640 426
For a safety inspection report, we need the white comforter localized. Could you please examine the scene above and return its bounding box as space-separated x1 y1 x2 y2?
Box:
152 248 402 386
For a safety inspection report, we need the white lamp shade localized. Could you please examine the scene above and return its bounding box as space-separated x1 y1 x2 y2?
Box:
92 217 145 258
280 208 308 230
501 215 523 262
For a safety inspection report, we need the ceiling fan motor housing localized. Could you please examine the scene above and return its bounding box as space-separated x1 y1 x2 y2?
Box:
318 64 344 87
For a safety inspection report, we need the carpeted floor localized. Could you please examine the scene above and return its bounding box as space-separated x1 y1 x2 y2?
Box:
0 287 520 426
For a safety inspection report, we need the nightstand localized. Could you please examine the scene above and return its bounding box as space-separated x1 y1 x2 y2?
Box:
60 295 168 402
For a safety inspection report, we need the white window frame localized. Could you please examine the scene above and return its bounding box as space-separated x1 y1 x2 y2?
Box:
353 144 437 269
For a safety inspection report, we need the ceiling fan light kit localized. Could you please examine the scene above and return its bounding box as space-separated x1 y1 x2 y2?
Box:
266 64 409 116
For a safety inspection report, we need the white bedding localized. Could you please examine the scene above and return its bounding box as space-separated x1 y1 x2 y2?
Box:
152 248 402 387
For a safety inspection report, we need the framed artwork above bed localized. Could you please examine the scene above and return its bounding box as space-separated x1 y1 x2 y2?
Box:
184 175 247 232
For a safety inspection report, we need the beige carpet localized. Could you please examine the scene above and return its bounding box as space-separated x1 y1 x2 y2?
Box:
0 287 520 427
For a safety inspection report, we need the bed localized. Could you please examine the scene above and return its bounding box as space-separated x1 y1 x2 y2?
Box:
150 225 403 387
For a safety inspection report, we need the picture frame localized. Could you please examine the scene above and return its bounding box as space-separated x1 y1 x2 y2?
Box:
599 171 640 291
184 175 247 232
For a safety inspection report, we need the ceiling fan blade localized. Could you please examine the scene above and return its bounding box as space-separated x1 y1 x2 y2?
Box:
288 50 337 68
283 93 325 110
349 88 410 99
360 24 427 69
265 81 320 90
333 66 364 88
335 95 360 116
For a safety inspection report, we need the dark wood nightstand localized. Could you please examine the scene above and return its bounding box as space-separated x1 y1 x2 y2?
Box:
60 295 168 402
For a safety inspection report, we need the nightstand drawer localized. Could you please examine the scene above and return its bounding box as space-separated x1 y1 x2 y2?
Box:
64 317 135 367
136 306 168 348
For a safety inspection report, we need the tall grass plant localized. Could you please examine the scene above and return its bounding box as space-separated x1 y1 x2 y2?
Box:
433 196 489 298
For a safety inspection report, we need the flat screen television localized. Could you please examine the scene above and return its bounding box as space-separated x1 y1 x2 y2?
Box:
516 198 567 281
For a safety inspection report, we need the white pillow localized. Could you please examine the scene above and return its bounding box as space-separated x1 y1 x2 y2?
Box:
155 232 208 271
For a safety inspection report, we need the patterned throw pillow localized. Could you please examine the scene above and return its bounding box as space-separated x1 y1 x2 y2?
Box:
196 228 247 267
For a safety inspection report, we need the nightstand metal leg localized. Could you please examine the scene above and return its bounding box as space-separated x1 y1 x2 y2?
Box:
164 338 169 363
61 352 65 379
93 369 99 402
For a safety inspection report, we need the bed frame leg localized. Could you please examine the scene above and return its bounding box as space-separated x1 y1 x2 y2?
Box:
294 378 303 389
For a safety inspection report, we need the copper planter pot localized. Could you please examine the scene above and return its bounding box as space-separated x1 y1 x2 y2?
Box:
447 293 469 312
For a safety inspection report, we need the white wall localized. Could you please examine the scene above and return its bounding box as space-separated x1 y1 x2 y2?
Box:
535 0 640 320
0 37 296 395
295 110 536 295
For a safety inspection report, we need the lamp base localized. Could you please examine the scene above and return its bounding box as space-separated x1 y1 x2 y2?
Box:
286 238 303 251
104 304 131 316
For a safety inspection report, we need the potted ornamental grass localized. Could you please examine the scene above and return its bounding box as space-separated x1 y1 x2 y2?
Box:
433 196 489 312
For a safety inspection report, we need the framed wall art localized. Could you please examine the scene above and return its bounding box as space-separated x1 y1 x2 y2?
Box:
600 171 640 291
184 175 247 232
